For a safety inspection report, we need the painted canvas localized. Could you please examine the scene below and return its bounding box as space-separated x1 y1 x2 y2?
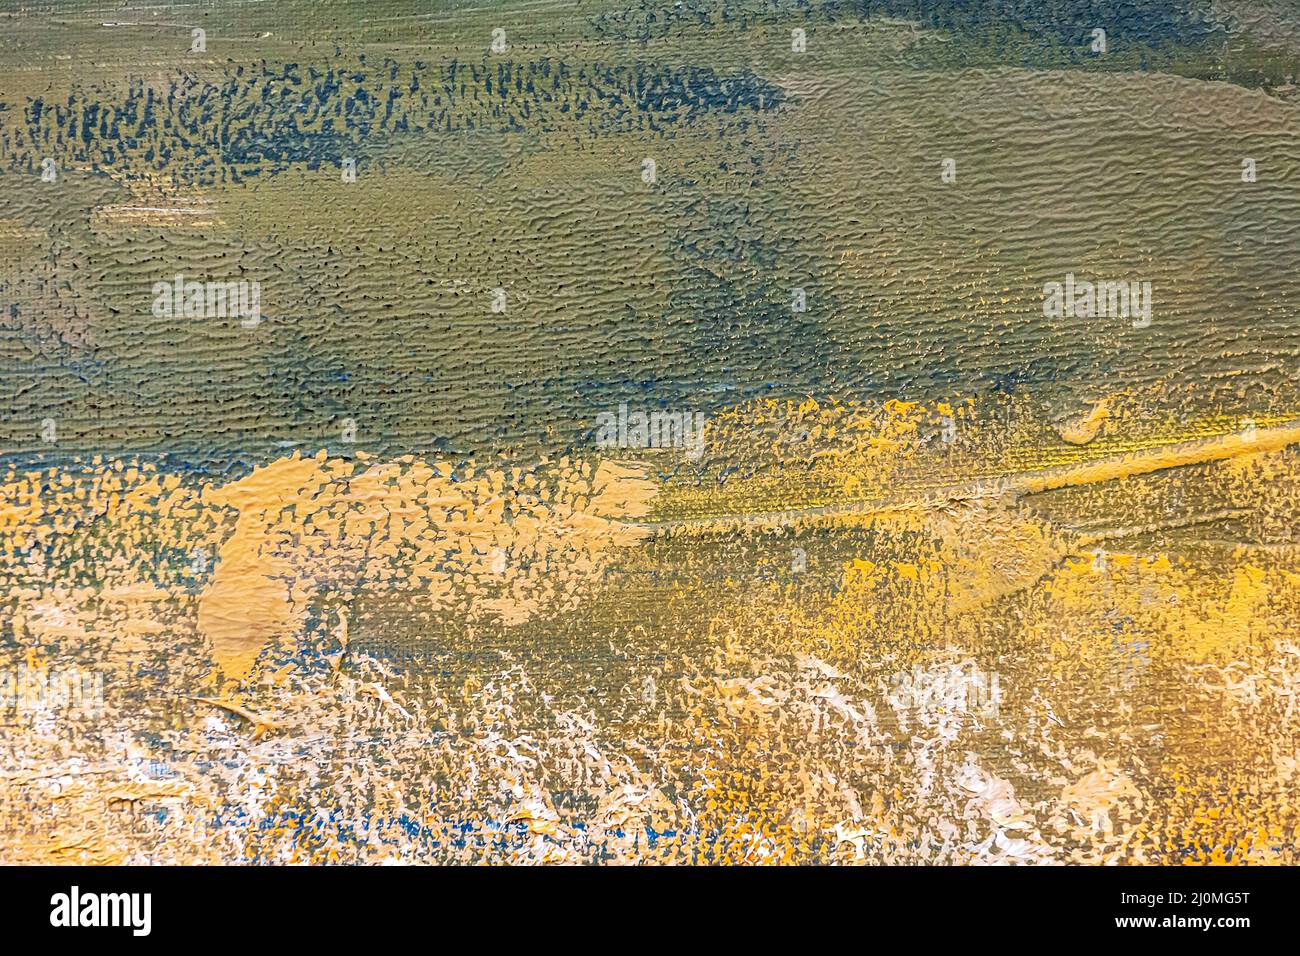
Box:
2 0 1300 868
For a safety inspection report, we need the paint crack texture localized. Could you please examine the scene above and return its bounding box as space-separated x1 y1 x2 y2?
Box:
4 1 1300 864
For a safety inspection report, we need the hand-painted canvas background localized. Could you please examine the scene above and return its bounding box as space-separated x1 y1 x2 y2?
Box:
2 0 1300 864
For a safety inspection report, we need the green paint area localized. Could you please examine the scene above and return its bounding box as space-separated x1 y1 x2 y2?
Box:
2 3 1299 467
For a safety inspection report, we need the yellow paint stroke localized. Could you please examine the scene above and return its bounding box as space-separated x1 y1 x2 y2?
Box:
1058 398 1111 445
196 452 656 680
644 417 1300 536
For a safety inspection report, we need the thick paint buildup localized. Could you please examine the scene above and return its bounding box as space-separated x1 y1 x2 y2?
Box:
3 1 1300 866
